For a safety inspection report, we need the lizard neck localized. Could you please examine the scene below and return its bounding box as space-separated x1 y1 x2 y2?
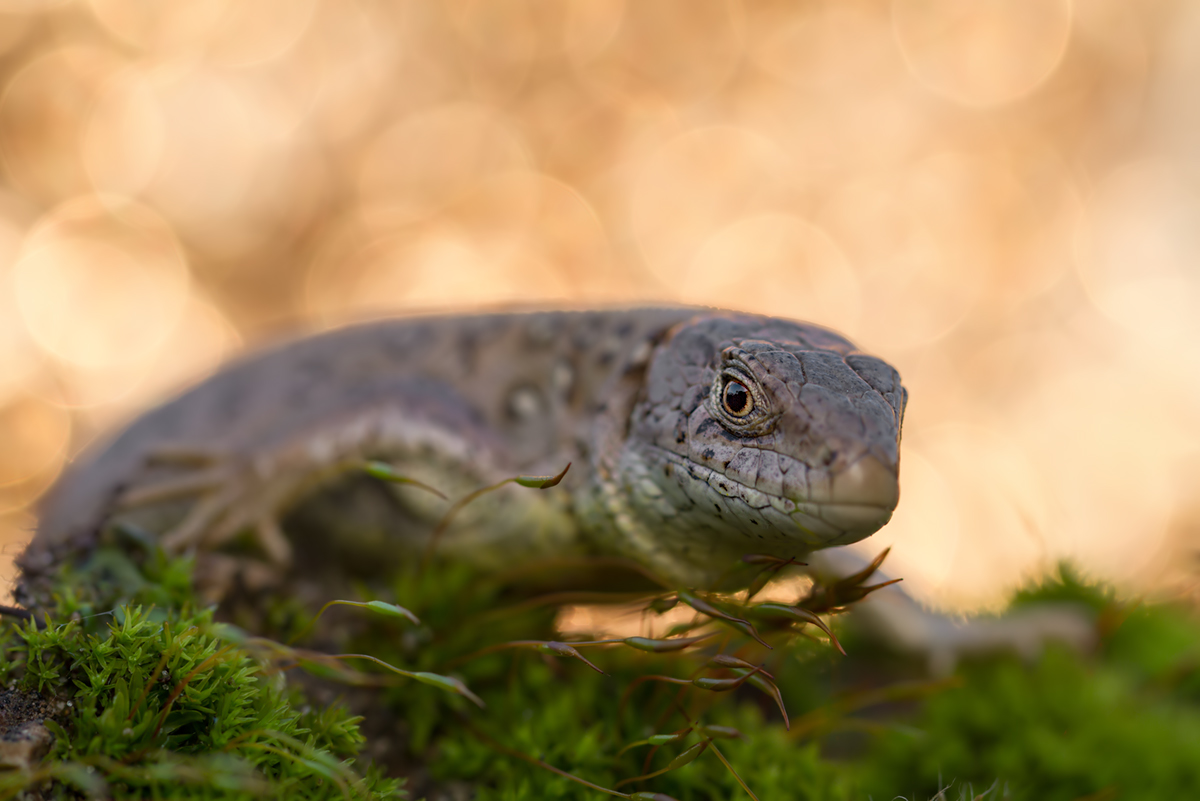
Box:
573 341 715 588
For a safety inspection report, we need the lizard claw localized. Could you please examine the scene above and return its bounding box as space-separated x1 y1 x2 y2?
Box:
116 467 232 508
142 444 228 467
251 517 293 565
117 445 294 566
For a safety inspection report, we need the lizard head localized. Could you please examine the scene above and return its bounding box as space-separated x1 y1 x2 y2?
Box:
611 312 906 584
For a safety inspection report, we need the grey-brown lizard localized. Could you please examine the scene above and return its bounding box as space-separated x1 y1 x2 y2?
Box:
19 308 905 598
19 307 1096 673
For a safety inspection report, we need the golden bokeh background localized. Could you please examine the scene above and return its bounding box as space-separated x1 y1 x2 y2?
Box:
0 0 1198 611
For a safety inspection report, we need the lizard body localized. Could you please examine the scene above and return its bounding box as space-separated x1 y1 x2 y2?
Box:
20 308 905 596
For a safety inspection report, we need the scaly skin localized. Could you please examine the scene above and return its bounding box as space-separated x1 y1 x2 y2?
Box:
19 308 905 596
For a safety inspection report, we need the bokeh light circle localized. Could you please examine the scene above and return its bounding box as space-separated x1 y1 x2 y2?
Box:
89 0 318 67
911 423 1051 608
13 196 190 370
1076 159 1200 346
0 394 69 490
1015 364 1182 583
573 0 745 104
357 104 531 228
0 45 127 203
633 126 789 287
0 393 70 516
893 0 1073 107
681 213 860 334
308 226 573 321
0 198 37 404
83 66 166 199
133 66 319 258
820 154 995 351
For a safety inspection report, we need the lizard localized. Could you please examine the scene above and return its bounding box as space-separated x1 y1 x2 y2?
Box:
18 307 906 605
17 305 1096 675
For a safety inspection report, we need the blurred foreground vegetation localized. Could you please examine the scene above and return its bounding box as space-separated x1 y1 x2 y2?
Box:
5 532 1200 800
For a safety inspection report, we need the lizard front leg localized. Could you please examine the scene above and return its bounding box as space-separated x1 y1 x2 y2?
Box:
113 443 335 564
104 383 524 569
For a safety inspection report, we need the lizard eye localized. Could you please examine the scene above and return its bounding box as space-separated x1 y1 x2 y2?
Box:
710 349 777 435
722 379 753 417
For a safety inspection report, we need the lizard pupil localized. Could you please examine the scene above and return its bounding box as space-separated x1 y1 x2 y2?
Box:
723 380 752 416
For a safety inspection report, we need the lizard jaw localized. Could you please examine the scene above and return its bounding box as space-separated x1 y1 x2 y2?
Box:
629 443 899 555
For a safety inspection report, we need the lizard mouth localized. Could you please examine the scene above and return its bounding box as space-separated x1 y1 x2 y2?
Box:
795 454 900 542
652 446 899 548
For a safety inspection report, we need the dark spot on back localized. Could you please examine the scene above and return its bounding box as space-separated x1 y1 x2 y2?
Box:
457 331 481 373
572 316 604 351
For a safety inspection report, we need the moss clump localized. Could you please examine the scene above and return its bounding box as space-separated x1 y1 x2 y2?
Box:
315 554 867 800
19 535 1200 801
0 543 403 799
348 559 1200 801
425 661 854 801
861 643 1200 801
858 569 1200 800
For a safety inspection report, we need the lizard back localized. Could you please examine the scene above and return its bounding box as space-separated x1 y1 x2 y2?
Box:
21 307 905 594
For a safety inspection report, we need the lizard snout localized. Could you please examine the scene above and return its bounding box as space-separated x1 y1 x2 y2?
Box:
805 454 900 545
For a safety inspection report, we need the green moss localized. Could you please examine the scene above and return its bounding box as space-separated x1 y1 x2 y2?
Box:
18 537 1200 800
860 574 1200 801
374 561 1200 801
861 644 1200 800
0 544 403 800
